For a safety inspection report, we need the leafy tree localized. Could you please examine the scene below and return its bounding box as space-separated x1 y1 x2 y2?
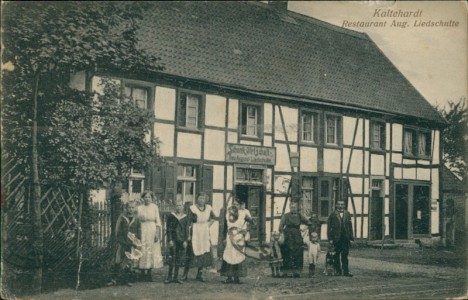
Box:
2 2 163 293
436 98 467 182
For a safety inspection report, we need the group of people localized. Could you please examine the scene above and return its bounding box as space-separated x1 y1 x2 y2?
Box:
111 190 354 287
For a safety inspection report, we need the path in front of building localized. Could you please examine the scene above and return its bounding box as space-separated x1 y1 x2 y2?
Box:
27 255 466 300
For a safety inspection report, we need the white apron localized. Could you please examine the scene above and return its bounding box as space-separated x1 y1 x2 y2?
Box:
190 204 212 256
223 209 248 265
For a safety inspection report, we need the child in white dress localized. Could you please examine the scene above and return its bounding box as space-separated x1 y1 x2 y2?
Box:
304 231 320 277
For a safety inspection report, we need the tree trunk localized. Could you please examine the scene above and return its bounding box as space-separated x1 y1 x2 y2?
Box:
31 73 43 294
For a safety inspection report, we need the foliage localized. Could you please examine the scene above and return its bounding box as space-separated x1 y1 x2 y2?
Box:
436 98 467 182
2 2 164 188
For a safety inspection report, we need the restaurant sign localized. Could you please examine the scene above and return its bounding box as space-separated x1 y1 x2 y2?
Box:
225 143 276 165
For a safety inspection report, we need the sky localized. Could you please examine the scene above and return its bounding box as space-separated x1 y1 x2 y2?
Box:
288 1 467 109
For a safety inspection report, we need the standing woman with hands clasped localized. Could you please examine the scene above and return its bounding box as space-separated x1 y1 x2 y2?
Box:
137 191 163 281
182 192 217 282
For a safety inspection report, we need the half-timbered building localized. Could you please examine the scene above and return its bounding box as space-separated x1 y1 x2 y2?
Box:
79 2 445 244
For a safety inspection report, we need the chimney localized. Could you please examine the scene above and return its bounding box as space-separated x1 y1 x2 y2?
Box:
268 1 288 12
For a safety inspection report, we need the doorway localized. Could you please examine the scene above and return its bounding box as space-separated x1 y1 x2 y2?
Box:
394 182 431 240
235 185 264 241
395 184 409 239
369 180 384 240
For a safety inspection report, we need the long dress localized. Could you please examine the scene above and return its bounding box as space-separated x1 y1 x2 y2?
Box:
137 203 163 269
279 212 310 275
220 209 249 277
189 204 214 268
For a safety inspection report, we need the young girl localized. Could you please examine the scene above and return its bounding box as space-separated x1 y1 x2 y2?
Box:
268 231 283 278
304 231 321 277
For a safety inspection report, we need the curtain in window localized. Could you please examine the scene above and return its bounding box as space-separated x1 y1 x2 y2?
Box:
404 131 413 154
418 133 426 156
302 114 313 141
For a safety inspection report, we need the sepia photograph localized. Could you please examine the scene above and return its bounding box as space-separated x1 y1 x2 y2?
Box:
1 1 467 299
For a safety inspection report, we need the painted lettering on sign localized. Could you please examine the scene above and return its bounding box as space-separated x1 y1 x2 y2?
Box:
225 143 276 165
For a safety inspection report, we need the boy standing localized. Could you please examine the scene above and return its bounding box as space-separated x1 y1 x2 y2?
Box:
165 201 189 284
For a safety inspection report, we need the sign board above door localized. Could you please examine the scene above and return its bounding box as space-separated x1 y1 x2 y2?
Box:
225 143 276 165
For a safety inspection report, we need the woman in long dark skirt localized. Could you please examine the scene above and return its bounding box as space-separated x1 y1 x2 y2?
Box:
279 201 311 278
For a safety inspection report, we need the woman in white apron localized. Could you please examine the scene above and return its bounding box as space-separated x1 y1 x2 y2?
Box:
219 197 254 284
137 191 163 281
182 192 217 282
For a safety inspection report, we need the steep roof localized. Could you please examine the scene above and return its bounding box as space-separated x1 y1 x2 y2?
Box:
137 1 444 123
443 166 465 192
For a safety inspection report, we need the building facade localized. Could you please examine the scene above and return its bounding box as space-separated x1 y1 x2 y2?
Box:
80 2 445 244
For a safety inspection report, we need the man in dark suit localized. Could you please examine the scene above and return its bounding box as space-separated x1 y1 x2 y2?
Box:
327 200 354 277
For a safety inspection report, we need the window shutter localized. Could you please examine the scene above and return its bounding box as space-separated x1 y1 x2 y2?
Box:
337 117 342 145
241 104 247 134
425 132 432 156
178 93 186 127
202 165 213 205
151 165 165 202
164 163 176 204
198 96 205 129
381 124 386 150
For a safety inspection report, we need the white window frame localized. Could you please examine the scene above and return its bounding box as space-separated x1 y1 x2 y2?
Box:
186 94 199 128
177 165 198 204
301 176 316 217
301 112 314 142
124 86 148 110
122 168 145 203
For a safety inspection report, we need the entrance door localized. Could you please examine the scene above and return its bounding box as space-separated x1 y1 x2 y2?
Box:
413 185 430 235
395 184 409 239
235 185 263 241
370 189 383 240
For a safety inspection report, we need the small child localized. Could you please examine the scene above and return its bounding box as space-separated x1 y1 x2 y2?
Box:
164 200 189 284
268 231 283 278
112 201 142 286
304 231 321 277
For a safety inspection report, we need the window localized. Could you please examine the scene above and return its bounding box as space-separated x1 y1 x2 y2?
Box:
301 176 317 217
301 111 318 143
403 128 431 158
178 91 204 129
325 115 342 145
125 86 148 110
235 167 264 185
318 177 342 220
371 121 386 151
418 132 431 157
176 165 198 204
240 103 263 138
121 169 145 202
403 129 416 156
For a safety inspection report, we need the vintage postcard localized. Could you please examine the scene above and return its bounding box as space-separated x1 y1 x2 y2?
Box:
1 1 466 299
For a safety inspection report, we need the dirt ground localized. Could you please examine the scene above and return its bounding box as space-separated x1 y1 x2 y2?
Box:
9 247 468 300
